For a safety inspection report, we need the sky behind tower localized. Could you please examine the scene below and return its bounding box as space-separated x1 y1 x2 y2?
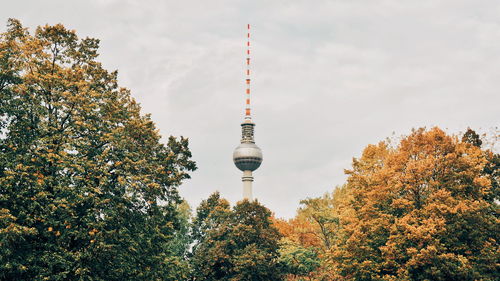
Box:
2 0 499 218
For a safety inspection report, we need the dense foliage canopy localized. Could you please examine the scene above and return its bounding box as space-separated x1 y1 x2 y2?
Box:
278 128 499 281
191 193 284 281
0 19 196 280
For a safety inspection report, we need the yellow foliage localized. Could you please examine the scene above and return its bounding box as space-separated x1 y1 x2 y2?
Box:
332 128 498 280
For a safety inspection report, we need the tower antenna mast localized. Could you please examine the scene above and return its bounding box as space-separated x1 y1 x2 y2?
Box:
245 24 252 120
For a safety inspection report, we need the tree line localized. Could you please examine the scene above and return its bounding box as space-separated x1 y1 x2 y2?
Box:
274 128 498 280
1 20 498 280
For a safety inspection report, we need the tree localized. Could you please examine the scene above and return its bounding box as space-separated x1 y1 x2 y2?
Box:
169 200 193 260
190 195 283 281
0 19 196 280
334 127 499 281
274 187 351 281
483 149 499 203
461 128 499 203
461 128 482 148
277 238 320 281
298 192 340 250
190 191 231 254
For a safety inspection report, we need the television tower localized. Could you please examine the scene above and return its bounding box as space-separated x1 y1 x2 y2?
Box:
233 24 263 201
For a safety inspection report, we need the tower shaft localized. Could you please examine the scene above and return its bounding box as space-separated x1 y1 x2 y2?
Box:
242 170 253 200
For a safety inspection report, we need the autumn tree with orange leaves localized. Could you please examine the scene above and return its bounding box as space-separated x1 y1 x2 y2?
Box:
334 128 499 281
279 128 498 281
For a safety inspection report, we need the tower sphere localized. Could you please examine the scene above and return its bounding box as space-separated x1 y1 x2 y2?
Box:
233 142 263 172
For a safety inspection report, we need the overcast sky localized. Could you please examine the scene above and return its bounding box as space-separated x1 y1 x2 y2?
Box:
3 0 499 218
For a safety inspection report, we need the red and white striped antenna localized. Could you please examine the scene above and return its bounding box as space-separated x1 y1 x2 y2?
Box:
245 24 252 120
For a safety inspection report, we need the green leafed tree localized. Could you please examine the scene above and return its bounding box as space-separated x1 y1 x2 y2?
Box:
190 194 283 281
0 19 196 280
190 191 231 255
277 238 320 280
